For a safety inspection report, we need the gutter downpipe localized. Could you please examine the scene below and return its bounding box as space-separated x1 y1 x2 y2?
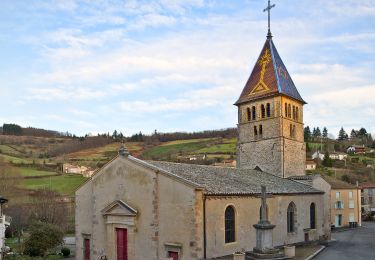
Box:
203 194 207 259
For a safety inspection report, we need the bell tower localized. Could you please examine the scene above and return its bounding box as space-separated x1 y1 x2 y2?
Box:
235 2 306 178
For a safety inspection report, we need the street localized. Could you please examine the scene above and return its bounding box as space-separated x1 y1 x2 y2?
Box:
314 222 375 260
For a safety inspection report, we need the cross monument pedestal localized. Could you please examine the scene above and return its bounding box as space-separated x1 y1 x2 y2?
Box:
246 186 286 260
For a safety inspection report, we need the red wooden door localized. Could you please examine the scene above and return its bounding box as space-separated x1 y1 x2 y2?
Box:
116 228 128 260
168 251 179 260
84 239 90 260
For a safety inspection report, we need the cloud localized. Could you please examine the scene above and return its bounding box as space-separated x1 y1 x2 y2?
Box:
27 87 107 101
120 97 218 113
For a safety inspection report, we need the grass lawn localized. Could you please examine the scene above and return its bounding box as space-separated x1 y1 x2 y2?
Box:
18 167 57 177
21 174 87 195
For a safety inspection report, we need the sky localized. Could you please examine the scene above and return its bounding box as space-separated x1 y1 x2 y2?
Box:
0 0 374 137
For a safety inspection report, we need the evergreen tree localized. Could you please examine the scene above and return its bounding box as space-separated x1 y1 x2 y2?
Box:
358 127 368 137
322 127 328 138
338 127 348 141
304 126 311 141
322 151 333 167
350 129 357 139
112 130 118 139
312 127 317 138
315 127 322 137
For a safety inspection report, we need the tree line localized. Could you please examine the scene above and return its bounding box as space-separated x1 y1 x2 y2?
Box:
127 128 237 143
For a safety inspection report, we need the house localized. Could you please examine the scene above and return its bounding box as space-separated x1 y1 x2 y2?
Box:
347 145 366 154
329 152 347 161
0 197 10 260
213 159 236 168
75 22 331 260
63 163 95 178
312 151 324 160
306 160 317 170
359 182 375 217
323 177 361 228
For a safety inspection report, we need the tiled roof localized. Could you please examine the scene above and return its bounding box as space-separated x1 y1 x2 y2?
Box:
235 37 305 105
321 175 357 189
359 182 375 189
147 161 322 195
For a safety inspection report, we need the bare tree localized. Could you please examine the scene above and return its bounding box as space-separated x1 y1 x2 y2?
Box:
28 188 68 230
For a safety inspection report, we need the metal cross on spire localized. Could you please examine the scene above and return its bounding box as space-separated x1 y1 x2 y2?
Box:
263 0 276 38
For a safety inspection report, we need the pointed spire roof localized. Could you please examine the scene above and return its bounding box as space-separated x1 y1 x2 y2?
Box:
235 37 306 105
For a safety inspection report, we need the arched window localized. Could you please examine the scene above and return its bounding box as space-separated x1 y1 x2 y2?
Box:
296 107 299 121
287 202 296 233
259 125 263 135
266 103 271 117
254 126 258 136
225 206 235 243
252 106 256 120
310 203 316 229
285 103 288 117
288 104 291 118
246 107 251 122
292 106 296 120
293 125 296 138
261 104 265 118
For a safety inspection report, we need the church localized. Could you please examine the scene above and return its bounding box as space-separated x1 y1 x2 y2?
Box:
75 10 331 260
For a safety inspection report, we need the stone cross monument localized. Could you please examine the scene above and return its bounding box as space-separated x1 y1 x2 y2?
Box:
247 185 285 259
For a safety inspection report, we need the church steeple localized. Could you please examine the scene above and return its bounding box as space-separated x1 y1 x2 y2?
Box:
235 0 305 106
234 38 306 106
235 1 306 178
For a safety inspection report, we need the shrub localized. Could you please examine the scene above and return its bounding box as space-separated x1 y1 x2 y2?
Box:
61 247 71 257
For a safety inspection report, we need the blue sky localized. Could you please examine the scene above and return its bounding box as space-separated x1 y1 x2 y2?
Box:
1 0 374 137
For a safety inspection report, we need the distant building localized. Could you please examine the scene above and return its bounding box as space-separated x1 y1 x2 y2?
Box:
0 196 10 260
312 151 324 160
347 145 366 154
63 163 95 177
329 152 347 161
306 160 317 170
322 176 361 228
359 183 375 216
213 160 236 168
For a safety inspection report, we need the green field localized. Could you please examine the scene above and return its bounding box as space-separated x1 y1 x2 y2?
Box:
0 153 34 164
21 174 87 196
18 167 57 177
307 142 325 150
197 138 237 154
142 138 216 159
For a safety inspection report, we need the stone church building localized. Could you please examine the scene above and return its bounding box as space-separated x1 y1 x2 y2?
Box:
75 32 331 260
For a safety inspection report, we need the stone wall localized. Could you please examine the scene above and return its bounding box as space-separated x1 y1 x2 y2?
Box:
237 95 306 177
283 138 306 177
237 138 283 175
204 193 325 259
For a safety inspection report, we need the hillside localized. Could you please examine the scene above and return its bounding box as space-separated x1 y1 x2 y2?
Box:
1 131 374 203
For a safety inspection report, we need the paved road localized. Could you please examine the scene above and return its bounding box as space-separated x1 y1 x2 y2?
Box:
314 222 375 260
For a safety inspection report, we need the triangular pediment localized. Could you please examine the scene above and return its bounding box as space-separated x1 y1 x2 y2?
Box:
101 200 137 216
